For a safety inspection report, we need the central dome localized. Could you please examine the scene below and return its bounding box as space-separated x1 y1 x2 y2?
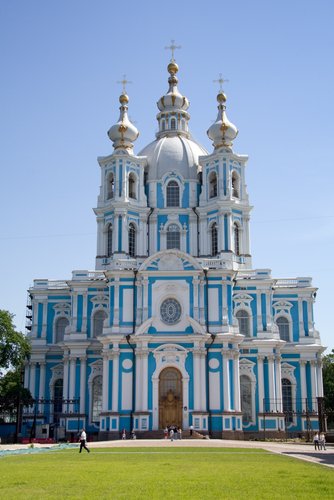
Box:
139 134 208 180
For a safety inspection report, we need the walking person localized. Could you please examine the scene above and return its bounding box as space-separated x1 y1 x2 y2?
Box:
313 432 320 451
170 428 174 442
178 427 182 440
164 427 168 439
121 428 126 440
189 424 194 437
79 429 90 453
319 432 326 450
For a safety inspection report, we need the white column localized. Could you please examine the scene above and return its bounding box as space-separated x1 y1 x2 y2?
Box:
122 214 128 253
222 349 230 411
29 362 36 399
136 279 143 326
256 292 262 332
102 352 109 412
199 349 206 410
218 213 224 253
257 355 264 413
141 347 149 411
80 357 86 414
135 349 143 411
300 360 307 408
96 217 104 256
113 279 120 327
69 357 76 411
267 355 275 411
82 293 88 333
41 302 47 338
233 351 241 412
112 347 120 412
39 362 46 413
199 279 205 326
222 282 228 325
275 355 282 412
317 360 324 397
62 352 69 412
310 360 318 410
193 350 201 410
193 278 199 322
298 298 304 336
142 278 149 322
226 213 232 251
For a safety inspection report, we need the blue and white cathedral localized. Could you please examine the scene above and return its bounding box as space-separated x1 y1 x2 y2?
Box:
24 56 325 439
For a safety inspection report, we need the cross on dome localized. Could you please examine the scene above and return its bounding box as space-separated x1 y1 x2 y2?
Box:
165 39 181 62
117 75 132 94
213 73 229 92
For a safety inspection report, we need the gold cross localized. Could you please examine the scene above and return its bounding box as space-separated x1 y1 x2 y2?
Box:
213 73 229 91
117 75 132 94
165 39 181 61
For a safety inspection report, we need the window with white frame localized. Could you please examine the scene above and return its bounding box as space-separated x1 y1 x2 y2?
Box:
211 222 218 256
128 173 136 199
107 172 114 199
107 224 112 257
93 310 107 338
53 379 63 418
276 316 290 342
166 180 180 207
234 223 240 255
92 375 103 423
128 223 136 257
232 171 239 198
170 118 176 130
55 317 69 343
282 378 293 423
236 309 250 337
166 224 180 250
161 120 166 131
209 172 217 198
240 375 252 425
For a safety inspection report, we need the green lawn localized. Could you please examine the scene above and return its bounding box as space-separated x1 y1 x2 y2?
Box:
0 447 333 499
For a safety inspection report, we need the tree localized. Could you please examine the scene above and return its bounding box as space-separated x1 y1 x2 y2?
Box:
0 369 33 421
0 310 30 373
322 349 334 428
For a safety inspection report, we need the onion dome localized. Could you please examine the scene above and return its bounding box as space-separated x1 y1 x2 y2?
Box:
207 92 238 150
156 61 190 138
108 93 139 153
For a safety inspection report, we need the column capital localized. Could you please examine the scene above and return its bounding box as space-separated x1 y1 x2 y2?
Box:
257 354 265 361
300 359 307 367
267 354 275 362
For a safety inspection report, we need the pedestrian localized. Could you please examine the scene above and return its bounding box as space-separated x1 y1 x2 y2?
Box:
170 428 174 441
178 427 182 440
319 432 326 450
164 427 168 439
121 428 126 440
313 432 320 451
189 424 193 437
79 429 90 453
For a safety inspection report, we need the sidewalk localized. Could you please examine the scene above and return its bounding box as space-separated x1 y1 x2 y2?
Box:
1 439 333 468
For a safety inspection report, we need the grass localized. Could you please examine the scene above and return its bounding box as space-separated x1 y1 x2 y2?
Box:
0 447 333 499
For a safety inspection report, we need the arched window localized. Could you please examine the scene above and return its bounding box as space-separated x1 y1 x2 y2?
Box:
128 223 136 257
93 310 107 338
276 316 290 342
282 378 293 423
92 375 103 423
170 118 176 130
128 173 136 199
55 317 69 343
211 222 218 256
107 224 112 257
167 224 180 250
161 120 166 131
240 375 252 425
234 223 240 255
107 172 114 199
166 180 180 207
232 171 239 198
53 379 63 421
209 172 217 198
181 119 186 131
236 310 250 337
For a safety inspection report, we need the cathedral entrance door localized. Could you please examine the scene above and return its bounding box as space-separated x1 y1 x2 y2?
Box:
159 367 183 429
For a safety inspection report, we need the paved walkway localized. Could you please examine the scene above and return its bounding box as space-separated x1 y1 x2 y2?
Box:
1 439 333 468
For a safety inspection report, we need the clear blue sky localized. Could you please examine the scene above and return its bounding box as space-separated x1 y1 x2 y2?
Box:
1 0 333 352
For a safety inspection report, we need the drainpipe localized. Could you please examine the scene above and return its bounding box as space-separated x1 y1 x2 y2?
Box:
204 268 216 437
125 268 138 432
192 207 200 257
147 208 154 255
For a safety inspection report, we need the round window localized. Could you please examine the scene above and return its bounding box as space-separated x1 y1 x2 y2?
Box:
160 298 182 325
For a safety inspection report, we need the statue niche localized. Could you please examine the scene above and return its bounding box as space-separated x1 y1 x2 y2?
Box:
159 367 182 428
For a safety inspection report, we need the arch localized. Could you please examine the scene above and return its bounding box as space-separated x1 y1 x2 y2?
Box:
91 375 103 423
170 118 176 130
92 309 107 338
209 171 217 199
161 119 166 131
107 223 113 257
240 374 253 425
276 316 290 342
53 378 63 419
236 309 251 337
159 367 183 428
128 172 137 199
166 223 181 250
128 222 136 257
107 172 115 199
55 317 69 343
232 171 240 198
233 223 240 255
166 180 180 207
210 222 218 256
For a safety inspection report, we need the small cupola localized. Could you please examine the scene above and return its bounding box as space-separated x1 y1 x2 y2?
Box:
108 92 139 153
207 91 238 150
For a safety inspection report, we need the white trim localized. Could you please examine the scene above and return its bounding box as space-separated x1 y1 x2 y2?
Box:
239 358 256 427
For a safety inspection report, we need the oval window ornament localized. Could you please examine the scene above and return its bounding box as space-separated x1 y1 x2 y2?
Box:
160 298 181 325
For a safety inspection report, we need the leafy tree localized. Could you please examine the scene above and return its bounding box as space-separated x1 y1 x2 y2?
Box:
0 369 33 420
322 349 334 428
0 310 30 373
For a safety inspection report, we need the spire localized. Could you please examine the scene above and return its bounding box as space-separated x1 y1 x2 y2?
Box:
156 42 190 138
108 77 139 153
207 76 238 150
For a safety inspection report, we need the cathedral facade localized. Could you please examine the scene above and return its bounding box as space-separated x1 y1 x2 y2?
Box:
24 57 325 439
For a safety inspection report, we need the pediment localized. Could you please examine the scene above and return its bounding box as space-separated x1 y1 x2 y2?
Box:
139 249 202 272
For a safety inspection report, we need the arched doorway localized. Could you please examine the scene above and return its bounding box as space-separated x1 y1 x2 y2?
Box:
159 367 183 428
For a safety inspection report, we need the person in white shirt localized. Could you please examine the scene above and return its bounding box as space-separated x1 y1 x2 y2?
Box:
79 429 90 453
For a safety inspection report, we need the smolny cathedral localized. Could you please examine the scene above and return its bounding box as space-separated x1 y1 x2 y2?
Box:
24 49 325 440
